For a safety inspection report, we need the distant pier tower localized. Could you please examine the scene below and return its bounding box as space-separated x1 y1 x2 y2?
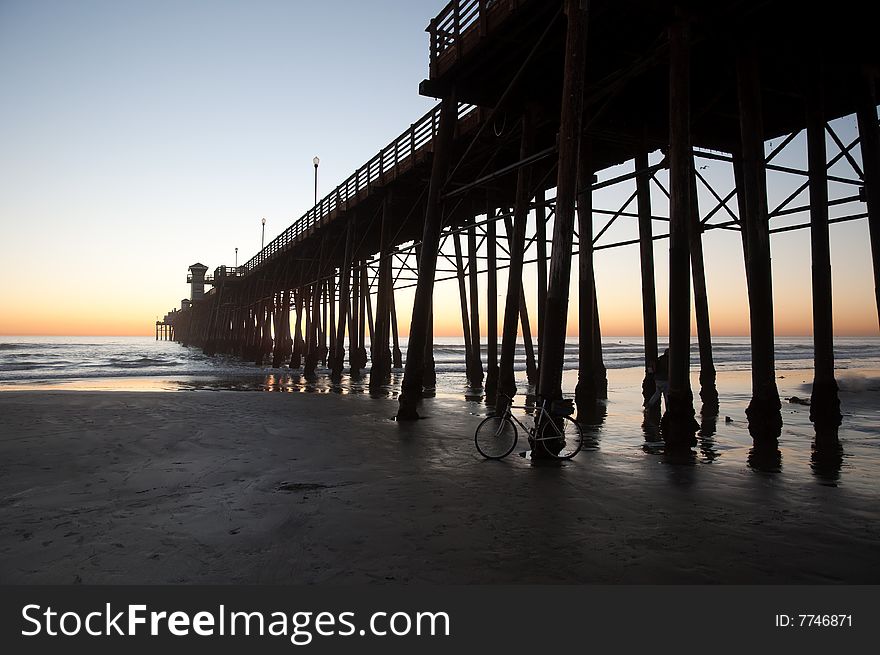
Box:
187 263 208 301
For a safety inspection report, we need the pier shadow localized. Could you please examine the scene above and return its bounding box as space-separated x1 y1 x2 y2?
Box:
464 384 484 403
641 405 697 468
576 399 607 450
811 426 844 486
747 442 782 473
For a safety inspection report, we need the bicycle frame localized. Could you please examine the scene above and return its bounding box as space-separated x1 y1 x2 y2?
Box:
498 398 564 442
475 394 582 460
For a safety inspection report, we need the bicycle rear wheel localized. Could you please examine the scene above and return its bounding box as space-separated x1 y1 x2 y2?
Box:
474 416 518 459
538 415 583 459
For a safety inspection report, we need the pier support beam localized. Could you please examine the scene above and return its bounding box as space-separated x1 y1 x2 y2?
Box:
690 158 718 407
390 289 403 369
304 278 322 380
398 92 457 420
350 260 361 376
370 195 394 387
807 70 842 428
331 219 354 382
467 215 484 385
485 205 499 400
453 228 477 384
519 286 538 386
537 0 588 404
321 279 329 367
575 138 602 411
660 16 698 447
272 290 292 368
535 189 548 366
502 211 539 390
498 114 535 406
329 272 336 366
292 288 305 368
636 146 659 403
856 71 880 329
737 46 782 443
361 261 372 371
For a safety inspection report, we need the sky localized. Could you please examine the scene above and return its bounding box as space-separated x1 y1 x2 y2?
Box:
0 0 876 338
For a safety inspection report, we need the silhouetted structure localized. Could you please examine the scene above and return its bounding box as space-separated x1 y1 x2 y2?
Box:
166 0 878 450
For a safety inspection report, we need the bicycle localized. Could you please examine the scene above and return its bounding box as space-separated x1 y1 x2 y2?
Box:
474 394 584 460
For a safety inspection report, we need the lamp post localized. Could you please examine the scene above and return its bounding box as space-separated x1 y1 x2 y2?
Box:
235 247 238 268
313 156 320 207
261 217 266 250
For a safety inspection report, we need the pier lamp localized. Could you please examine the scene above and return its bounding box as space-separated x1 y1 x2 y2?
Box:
313 156 320 207
261 218 266 250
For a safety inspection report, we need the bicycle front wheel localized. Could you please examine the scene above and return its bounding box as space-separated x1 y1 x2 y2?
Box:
475 416 518 459
538 415 583 459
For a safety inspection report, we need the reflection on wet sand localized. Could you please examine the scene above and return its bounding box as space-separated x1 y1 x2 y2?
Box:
748 443 783 473
577 399 607 451
29 364 873 490
698 403 720 463
811 426 844 486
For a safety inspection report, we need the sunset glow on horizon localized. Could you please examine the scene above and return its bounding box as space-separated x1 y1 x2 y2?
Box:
1 1 877 341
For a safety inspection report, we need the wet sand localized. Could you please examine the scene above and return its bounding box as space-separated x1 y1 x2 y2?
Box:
0 369 878 584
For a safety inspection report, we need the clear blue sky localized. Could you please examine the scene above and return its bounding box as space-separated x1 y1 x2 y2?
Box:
0 0 876 336
0 0 440 334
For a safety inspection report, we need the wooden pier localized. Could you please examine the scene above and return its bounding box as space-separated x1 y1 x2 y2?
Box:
165 0 877 449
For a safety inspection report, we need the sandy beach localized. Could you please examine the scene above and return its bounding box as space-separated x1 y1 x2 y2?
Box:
0 366 878 585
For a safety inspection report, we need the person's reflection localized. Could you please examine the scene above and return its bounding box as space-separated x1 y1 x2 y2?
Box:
642 404 662 445
699 402 719 463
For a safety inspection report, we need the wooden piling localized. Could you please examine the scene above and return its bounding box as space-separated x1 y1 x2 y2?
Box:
591 286 607 399
370 195 394 386
485 205 499 399
467 215 484 384
364 264 375 359
689 157 718 407
518 287 538 385
636 146 659 403
331 219 354 381
292 287 304 368
329 270 337 364
272 289 292 368
390 289 403 369
320 279 329 367
660 16 698 447
498 113 535 405
535 188 548 363
305 277 322 379
502 211 538 387
736 45 782 442
575 137 600 409
806 68 842 427
356 260 370 373
350 261 360 374
398 92 457 420
452 228 476 383
536 0 588 403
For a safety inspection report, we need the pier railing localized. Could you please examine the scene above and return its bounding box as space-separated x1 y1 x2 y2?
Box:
428 0 529 76
241 102 476 274
429 0 481 72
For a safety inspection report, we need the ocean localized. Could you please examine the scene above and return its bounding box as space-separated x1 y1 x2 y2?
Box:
2 335 880 393
2 335 879 491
